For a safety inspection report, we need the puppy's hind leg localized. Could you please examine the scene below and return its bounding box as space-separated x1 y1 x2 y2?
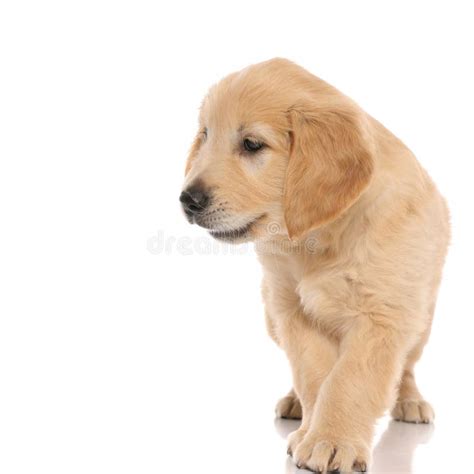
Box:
391 326 434 424
275 388 302 420
391 369 434 424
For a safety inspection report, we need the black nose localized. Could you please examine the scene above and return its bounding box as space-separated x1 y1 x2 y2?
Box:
180 186 210 216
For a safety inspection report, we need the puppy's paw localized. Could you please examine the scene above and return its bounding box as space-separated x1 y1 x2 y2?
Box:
287 427 307 456
275 391 302 420
292 433 369 473
391 399 434 424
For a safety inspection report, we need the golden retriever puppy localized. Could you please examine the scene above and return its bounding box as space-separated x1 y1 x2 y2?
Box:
180 58 449 473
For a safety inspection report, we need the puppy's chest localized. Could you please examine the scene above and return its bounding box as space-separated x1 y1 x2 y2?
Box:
295 272 362 333
261 252 365 336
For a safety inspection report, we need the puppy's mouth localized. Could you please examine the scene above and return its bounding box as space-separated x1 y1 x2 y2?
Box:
208 215 264 242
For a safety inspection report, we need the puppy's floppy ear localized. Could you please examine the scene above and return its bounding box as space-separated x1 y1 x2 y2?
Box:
284 102 374 238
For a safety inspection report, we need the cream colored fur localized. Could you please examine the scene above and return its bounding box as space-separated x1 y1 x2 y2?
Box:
182 58 450 473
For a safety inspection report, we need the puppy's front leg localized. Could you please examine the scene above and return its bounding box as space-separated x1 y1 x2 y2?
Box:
278 310 337 454
291 318 411 473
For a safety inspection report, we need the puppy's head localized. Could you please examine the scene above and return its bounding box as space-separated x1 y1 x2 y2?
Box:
180 58 374 243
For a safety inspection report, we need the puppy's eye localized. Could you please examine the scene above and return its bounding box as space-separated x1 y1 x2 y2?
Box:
243 138 264 153
201 128 208 140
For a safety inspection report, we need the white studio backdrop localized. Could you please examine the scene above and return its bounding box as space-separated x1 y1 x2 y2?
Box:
0 1 473 473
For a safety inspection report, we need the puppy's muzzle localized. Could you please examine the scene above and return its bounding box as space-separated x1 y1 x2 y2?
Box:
179 185 210 221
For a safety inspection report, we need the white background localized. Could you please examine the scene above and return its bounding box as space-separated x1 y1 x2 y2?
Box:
1 1 473 473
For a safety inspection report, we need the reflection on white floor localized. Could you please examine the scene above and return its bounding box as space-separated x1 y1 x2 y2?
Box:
275 417 434 473
370 420 434 474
